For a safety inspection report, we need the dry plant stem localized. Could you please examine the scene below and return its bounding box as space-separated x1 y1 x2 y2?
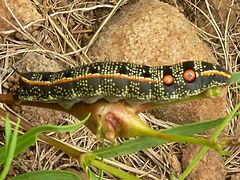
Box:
84 0 126 53
1 0 49 56
47 16 87 64
0 4 114 34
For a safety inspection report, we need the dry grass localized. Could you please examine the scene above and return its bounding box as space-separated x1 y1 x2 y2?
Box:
0 0 239 179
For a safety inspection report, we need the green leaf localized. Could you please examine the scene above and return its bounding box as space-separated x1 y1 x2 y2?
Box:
90 159 139 180
4 114 11 147
0 117 20 180
230 72 240 85
0 114 90 165
86 168 99 180
92 117 225 158
11 170 81 180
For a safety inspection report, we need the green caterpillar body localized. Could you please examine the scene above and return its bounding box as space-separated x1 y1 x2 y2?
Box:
17 61 231 109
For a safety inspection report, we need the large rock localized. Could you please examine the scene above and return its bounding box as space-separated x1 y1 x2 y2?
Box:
88 0 227 124
182 144 226 180
0 0 42 32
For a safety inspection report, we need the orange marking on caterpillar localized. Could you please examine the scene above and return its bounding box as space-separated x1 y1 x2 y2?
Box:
184 69 196 82
20 73 158 86
201 70 231 78
162 74 174 85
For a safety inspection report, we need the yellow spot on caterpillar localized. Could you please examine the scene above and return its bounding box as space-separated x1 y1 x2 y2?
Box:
201 70 231 78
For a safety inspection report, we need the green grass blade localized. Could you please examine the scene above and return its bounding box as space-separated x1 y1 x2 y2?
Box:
179 102 240 179
91 159 139 180
0 118 20 180
160 117 224 135
0 114 90 165
86 168 99 180
230 72 240 85
4 114 11 147
11 170 81 180
92 117 225 158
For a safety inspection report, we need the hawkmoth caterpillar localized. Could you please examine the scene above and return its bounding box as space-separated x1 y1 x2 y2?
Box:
17 61 231 109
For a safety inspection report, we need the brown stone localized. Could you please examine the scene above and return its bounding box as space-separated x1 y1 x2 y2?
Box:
88 0 227 124
182 144 226 180
0 0 42 32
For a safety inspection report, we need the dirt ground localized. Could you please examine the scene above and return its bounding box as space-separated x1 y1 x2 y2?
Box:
0 0 239 179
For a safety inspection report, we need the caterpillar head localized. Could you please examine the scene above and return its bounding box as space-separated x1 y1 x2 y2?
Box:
159 61 231 101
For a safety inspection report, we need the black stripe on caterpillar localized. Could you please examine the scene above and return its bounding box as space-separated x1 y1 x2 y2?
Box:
16 61 231 109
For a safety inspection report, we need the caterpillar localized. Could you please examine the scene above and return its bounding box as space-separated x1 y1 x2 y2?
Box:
17 61 231 109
